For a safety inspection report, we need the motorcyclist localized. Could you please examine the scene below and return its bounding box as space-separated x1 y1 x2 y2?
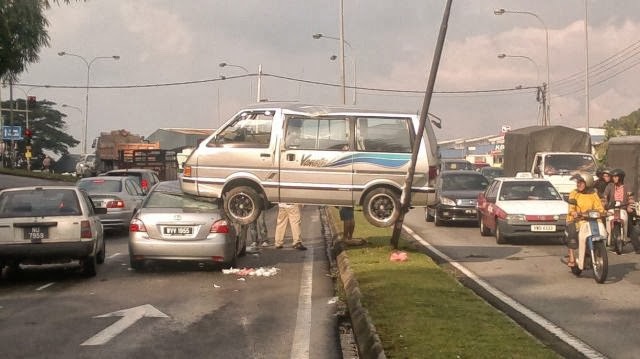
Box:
602 168 633 248
593 167 611 199
566 172 604 267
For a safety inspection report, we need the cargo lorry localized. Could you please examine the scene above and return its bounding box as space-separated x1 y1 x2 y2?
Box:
605 135 640 198
503 125 597 196
93 129 159 174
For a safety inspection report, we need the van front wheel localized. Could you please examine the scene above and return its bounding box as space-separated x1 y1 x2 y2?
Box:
224 186 263 225
363 188 400 228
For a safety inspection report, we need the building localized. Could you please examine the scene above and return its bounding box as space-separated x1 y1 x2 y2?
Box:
145 128 214 151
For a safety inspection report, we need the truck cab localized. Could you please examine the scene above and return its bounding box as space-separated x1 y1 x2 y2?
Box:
531 152 597 197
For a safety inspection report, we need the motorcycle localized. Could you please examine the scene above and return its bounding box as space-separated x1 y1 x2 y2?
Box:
567 199 609 284
607 200 631 255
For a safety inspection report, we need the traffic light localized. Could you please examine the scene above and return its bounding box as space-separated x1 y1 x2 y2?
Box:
25 128 32 146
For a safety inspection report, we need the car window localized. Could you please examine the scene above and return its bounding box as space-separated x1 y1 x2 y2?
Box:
78 179 122 193
442 174 489 191
485 180 500 200
355 117 412 153
499 181 562 201
129 179 144 195
144 191 218 210
285 116 349 151
80 191 95 215
0 189 81 217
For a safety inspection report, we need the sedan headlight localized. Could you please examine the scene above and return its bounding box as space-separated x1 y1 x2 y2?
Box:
440 197 456 206
506 214 526 223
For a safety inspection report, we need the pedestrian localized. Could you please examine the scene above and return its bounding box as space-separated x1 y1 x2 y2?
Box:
249 210 269 249
42 155 52 173
274 203 306 250
339 207 355 242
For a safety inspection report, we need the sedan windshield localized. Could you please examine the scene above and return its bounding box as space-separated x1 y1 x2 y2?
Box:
499 181 562 201
442 174 489 191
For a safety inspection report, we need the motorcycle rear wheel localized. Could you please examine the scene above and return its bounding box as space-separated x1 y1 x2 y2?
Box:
613 223 624 255
592 241 608 284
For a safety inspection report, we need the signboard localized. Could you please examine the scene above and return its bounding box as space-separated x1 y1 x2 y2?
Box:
2 126 23 140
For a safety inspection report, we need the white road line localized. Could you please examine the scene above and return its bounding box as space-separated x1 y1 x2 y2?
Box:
36 282 55 291
290 246 314 359
107 252 121 260
403 225 607 359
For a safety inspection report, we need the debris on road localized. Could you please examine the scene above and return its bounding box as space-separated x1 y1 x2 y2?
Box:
222 267 280 277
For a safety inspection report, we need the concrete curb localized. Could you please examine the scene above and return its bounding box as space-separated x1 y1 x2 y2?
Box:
325 208 387 359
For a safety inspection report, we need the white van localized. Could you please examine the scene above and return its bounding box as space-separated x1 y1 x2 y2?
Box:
180 104 439 227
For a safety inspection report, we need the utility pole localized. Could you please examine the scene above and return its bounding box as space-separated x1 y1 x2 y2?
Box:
391 0 454 248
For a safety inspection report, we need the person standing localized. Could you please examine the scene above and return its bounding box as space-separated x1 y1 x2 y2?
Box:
339 207 355 242
42 155 52 173
274 203 306 250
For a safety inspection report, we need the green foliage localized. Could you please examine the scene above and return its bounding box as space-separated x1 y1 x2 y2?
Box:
1 98 80 156
603 108 640 139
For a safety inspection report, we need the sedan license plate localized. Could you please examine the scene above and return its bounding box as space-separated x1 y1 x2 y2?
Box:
163 226 193 235
531 224 556 232
24 226 48 240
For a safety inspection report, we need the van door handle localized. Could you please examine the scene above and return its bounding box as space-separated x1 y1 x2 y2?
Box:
287 154 295 161
260 153 270 158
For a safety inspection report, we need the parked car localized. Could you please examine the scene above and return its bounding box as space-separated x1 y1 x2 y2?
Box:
0 186 106 276
128 181 246 270
102 168 160 194
76 176 145 232
476 177 567 244
426 170 490 226
479 167 504 182
440 159 475 171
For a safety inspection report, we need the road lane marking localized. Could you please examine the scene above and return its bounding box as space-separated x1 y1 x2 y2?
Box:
81 304 169 346
290 246 314 359
403 225 607 359
107 252 121 260
36 282 55 291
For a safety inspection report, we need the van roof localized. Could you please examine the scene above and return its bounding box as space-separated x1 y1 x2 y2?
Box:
239 102 419 117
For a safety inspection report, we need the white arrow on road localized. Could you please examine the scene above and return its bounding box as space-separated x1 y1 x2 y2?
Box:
81 304 169 346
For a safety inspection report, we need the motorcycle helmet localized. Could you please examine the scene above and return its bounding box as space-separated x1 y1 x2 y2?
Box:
610 168 626 183
570 171 594 189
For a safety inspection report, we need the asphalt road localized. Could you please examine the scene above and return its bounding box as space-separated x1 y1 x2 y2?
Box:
404 208 640 359
0 175 341 359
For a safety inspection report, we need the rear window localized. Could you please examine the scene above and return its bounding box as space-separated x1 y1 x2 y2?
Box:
0 189 81 217
78 179 122 193
442 174 489 191
144 191 218 211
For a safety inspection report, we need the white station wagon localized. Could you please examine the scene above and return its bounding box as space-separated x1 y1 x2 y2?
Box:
180 103 439 227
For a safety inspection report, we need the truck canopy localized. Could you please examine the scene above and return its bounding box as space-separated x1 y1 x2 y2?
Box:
606 135 640 198
503 125 591 176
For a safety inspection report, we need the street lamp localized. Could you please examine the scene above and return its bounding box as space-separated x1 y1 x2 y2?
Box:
218 62 254 101
58 51 120 154
497 53 540 85
313 27 355 105
61 104 83 151
494 8 550 125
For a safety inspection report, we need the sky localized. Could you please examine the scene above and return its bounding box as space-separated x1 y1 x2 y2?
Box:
6 0 640 154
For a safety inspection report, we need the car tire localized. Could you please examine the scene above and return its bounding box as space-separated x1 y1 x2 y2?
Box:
495 220 507 244
362 187 400 228
97 240 106 264
480 216 491 236
223 186 263 225
82 255 97 277
222 252 238 269
425 207 434 222
434 209 444 227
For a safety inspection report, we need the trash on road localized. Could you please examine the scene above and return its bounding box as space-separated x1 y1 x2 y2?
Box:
222 267 280 277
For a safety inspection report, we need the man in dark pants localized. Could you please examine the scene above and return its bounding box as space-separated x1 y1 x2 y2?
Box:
339 207 355 242
627 197 640 254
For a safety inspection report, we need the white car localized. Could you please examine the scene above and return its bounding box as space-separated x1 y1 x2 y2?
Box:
0 186 106 276
476 177 568 244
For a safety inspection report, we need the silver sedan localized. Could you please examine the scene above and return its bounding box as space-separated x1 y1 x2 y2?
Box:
0 186 106 276
128 181 245 270
76 176 145 232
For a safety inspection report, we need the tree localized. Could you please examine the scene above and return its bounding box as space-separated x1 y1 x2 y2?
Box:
1 98 80 156
602 108 640 139
0 0 77 82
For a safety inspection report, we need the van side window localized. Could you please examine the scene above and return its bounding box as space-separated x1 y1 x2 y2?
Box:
211 111 273 148
355 117 412 153
285 117 349 150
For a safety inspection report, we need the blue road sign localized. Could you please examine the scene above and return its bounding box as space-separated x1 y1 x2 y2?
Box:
2 126 23 140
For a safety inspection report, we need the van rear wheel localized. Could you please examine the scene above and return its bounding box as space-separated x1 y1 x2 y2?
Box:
362 188 400 228
224 186 263 225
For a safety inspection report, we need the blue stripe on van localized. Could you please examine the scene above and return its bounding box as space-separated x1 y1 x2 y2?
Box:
326 153 410 168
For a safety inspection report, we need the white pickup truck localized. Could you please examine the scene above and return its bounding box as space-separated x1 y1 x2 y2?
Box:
530 152 597 196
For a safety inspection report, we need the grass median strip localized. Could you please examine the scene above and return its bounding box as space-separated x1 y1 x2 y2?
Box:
331 207 558 358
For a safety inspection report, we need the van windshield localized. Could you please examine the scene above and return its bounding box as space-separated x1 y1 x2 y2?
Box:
213 111 273 148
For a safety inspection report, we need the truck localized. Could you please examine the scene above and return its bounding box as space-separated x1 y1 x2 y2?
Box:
503 125 596 196
93 129 160 174
605 135 640 198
